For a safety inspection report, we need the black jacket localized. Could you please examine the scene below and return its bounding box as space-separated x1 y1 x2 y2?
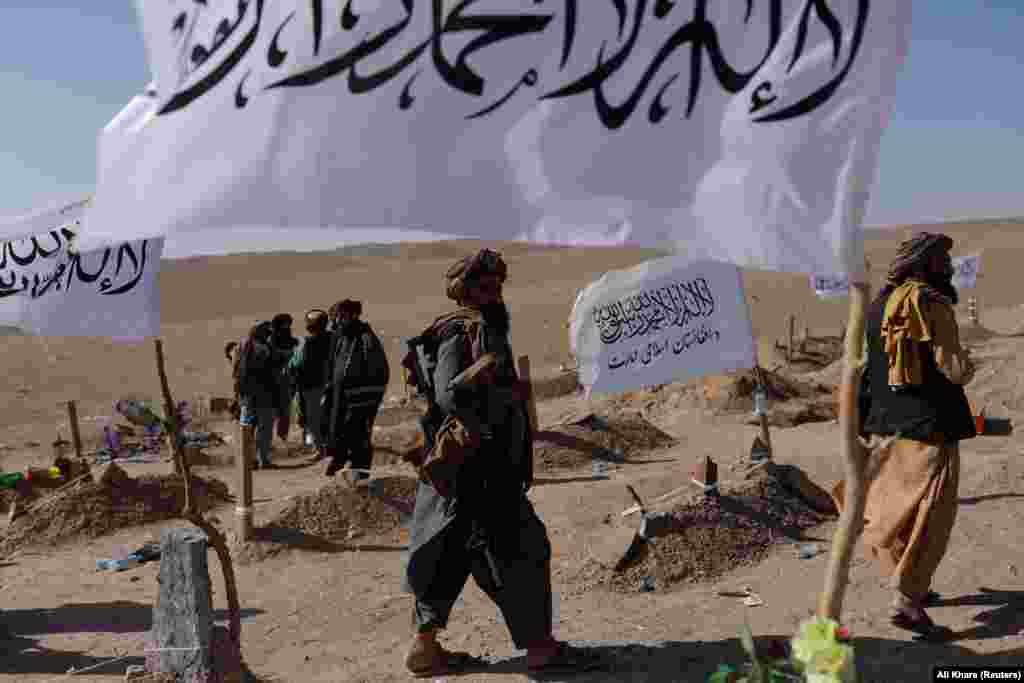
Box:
861 289 976 442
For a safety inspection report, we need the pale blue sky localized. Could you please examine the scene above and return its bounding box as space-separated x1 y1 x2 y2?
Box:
2 2 1023 246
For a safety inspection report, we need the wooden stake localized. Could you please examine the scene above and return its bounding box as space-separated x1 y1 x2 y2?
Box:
236 424 254 542
517 355 539 433
154 339 244 658
753 365 773 457
788 314 796 365
817 282 871 621
65 400 83 460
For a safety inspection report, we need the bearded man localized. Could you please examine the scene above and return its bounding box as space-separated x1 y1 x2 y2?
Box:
402 249 599 677
833 232 976 638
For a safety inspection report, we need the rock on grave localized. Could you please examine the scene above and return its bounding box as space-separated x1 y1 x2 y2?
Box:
150 527 214 681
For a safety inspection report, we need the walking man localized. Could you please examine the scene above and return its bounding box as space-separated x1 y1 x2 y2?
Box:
833 232 976 637
402 249 599 677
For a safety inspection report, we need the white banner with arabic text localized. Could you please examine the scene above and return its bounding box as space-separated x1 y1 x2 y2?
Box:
570 257 756 394
0 213 163 339
82 1 912 277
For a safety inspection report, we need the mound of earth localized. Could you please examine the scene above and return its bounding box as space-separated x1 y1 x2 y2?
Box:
702 368 837 428
534 412 677 471
569 469 833 595
0 466 231 557
772 335 844 370
268 475 418 542
371 422 422 467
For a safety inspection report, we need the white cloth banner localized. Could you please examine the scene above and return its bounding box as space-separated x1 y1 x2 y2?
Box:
952 253 981 291
82 1 912 276
570 257 757 394
0 196 90 242
0 214 163 339
811 253 982 299
809 273 851 299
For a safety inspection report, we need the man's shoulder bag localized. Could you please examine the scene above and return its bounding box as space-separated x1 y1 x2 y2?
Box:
417 414 480 498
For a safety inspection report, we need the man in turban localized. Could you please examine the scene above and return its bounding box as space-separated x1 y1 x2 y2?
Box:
833 232 976 637
402 249 599 677
323 299 390 482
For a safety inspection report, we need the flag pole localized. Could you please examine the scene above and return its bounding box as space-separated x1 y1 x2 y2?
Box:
817 280 871 620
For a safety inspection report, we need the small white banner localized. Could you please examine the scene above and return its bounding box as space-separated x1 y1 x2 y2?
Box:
0 209 163 339
809 273 851 299
952 253 981 291
811 253 982 299
570 257 756 395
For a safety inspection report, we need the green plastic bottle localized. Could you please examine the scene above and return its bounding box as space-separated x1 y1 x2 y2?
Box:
0 472 25 489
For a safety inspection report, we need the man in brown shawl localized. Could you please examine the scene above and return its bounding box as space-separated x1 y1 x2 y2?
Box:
833 232 976 637
401 249 600 677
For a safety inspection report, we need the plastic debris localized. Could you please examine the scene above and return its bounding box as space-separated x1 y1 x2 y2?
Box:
797 543 822 559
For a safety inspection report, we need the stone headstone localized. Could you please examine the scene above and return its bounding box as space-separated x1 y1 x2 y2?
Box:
151 528 213 681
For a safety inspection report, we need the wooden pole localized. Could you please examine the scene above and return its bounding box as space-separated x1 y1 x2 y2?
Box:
236 423 254 541
517 355 539 433
154 339 244 659
787 314 796 365
753 365 773 457
65 400 83 460
817 282 871 621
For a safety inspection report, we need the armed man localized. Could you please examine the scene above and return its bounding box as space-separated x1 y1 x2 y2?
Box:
400 248 599 678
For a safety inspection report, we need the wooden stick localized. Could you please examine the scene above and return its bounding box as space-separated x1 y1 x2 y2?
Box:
517 355 539 433
66 400 83 460
154 339 244 655
753 365 773 457
237 422 254 541
817 282 871 621
788 315 796 365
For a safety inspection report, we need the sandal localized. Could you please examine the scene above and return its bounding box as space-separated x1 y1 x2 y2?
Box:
890 608 949 640
408 648 483 678
925 590 942 606
527 642 604 675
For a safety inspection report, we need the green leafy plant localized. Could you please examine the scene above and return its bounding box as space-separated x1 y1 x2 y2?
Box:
708 617 856 683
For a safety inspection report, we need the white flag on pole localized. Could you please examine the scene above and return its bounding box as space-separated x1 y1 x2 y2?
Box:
82 1 912 276
570 256 756 395
0 207 163 339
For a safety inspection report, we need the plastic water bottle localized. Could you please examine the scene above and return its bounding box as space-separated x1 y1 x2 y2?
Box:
96 556 142 571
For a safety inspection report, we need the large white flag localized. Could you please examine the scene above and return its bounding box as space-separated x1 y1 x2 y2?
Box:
0 212 163 339
82 1 912 276
570 256 756 394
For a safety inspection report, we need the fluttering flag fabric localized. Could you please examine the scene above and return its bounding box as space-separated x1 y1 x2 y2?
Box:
0 205 163 339
951 253 981 291
82 1 912 277
811 254 981 299
569 256 757 394
0 196 90 242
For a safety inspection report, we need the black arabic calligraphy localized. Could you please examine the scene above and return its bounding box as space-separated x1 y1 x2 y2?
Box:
593 276 716 345
156 0 872 129
607 324 720 370
0 231 152 301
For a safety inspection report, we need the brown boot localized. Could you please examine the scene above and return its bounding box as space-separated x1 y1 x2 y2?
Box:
404 632 479 678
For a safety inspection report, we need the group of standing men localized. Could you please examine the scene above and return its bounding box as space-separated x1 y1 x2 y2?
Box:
228 299 389 482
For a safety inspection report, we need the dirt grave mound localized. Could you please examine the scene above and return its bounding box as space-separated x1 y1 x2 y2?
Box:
534 412 677 471
268 475 418 542
0 466 232 557
569 469 832 595
703 368 838 428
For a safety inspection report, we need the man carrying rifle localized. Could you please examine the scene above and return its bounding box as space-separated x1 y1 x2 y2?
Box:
400 249 598 678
